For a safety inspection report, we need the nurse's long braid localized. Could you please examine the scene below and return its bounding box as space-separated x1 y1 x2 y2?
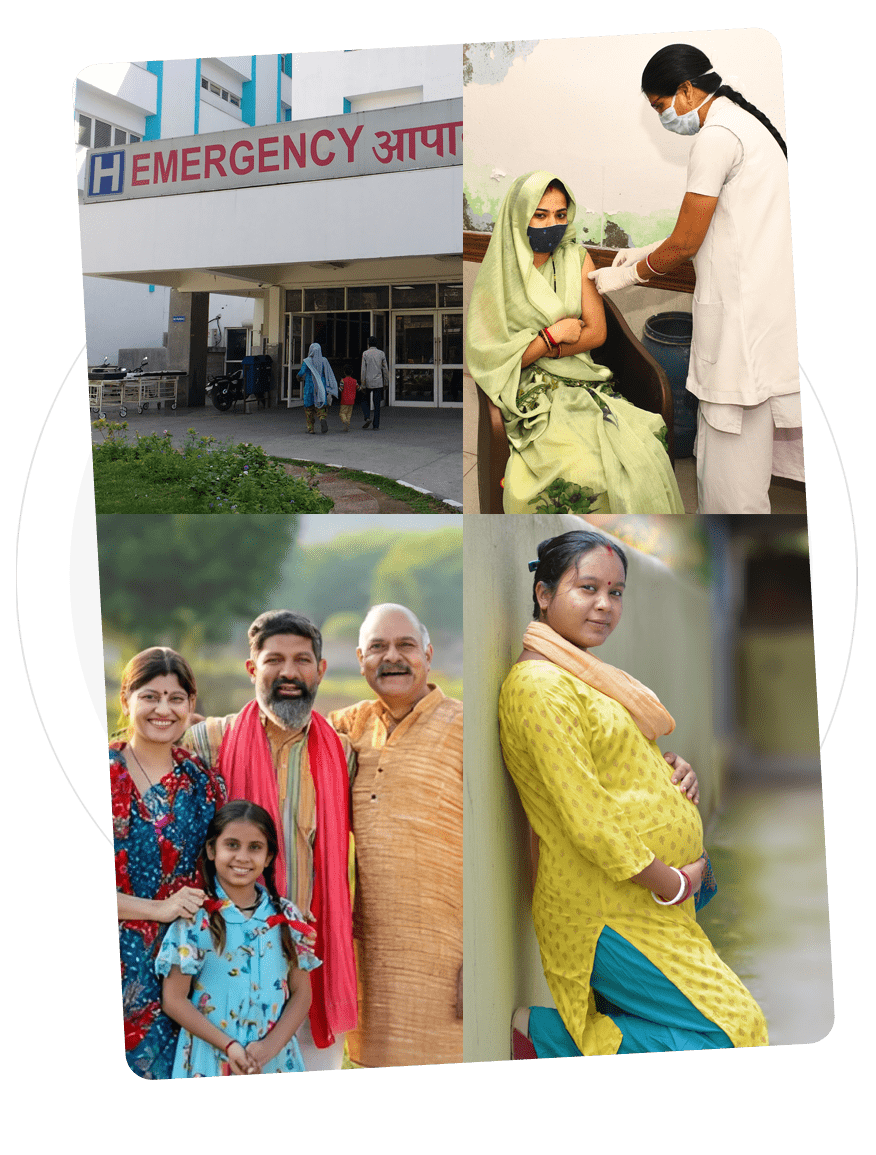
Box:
699 72 788 159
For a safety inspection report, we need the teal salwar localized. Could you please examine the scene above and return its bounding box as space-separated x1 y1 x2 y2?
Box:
529 926 733 1056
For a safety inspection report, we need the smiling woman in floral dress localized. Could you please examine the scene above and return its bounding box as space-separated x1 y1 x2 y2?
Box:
110 647 225 1078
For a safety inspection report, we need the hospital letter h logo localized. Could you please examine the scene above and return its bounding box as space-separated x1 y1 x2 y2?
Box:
89 151 125 196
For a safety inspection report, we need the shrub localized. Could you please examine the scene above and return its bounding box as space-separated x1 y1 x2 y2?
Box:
91 425 333 514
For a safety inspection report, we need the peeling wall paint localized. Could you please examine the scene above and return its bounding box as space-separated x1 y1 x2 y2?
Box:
464 184 683 249
607 209 680 247
463 41 538 87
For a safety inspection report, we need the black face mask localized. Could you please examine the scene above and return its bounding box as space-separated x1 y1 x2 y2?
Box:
527 223 568 253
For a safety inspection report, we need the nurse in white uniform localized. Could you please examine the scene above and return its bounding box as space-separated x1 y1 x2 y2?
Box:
589 44 803 514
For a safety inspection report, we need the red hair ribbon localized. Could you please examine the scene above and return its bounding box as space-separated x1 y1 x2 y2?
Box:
266 914 317 942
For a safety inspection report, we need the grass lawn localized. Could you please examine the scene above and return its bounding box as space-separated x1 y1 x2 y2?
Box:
91 424 460 515
93 458 216 513
92 426 332 514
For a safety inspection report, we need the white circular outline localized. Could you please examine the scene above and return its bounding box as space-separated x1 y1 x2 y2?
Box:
804 364 859 753
16 341 114 850
17 346 859 836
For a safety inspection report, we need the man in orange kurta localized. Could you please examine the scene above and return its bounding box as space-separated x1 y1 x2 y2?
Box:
329 604 463 1067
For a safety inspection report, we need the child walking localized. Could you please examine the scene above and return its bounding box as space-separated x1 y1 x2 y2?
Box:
338 364 358 432
157 801 319 1076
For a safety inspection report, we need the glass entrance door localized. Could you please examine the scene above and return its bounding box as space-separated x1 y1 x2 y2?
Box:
391 310 463 406
393 312 435 405
282 314 314 406
283 310 382 406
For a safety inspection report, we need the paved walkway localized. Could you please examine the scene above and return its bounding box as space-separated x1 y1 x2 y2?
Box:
281 463 437 514
92 399 464 507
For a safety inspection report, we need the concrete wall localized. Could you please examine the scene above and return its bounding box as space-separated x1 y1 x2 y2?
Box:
290 45 461 119
463 514 720 1063
79 165 461 275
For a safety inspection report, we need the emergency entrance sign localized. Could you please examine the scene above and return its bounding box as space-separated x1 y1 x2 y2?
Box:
83 97 462 203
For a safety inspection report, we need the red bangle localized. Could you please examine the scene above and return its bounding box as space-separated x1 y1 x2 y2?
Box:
542 327 558 347
677 869 692 904
224 1039 235 1056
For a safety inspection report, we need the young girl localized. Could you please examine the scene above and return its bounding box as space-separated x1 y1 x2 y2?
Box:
157 801 320 1076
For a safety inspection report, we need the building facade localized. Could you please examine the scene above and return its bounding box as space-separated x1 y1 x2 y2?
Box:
76 47 462 407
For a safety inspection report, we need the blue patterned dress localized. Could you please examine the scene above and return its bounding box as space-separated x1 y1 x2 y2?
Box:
156 885 321 1076
111 743 226 1079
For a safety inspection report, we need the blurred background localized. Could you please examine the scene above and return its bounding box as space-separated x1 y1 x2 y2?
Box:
97 514 463 734
464 513 830 1060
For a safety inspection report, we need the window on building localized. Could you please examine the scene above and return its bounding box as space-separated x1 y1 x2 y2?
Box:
391 283 437 309
439 283 463 308
202 77 241 108
77 112 141 148
304 287 345 312
347 286 390 310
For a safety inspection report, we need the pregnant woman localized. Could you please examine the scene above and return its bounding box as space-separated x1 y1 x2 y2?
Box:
499 530 767 1055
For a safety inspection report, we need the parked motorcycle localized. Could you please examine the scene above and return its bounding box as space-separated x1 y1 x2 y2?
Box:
207 368 246 411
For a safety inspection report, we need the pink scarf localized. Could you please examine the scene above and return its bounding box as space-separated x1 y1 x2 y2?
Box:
522 621 675 740
217 699 358 1047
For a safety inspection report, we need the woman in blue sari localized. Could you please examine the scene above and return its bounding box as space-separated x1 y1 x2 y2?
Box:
297 342 339 434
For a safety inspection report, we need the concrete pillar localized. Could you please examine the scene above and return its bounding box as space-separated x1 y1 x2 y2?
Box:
166 290 209 406
262 287 283 404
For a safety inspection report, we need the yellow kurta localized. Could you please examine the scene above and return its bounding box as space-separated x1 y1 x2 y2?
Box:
499 661 767 1054
330 687 463 1066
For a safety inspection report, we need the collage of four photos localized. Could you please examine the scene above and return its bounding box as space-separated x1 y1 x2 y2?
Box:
72 30 831 1086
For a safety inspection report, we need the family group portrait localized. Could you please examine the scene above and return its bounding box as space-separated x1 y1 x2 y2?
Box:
101 514 463 1077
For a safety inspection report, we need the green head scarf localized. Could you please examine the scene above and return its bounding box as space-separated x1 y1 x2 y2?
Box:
465 171 611 434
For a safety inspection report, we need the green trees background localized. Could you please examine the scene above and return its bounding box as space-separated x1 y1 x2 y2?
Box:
99 515 462 735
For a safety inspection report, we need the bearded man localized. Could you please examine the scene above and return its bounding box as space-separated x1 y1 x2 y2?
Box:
185 610 357 1070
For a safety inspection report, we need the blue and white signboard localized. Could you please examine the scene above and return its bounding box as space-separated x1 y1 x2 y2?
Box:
87 150 126 198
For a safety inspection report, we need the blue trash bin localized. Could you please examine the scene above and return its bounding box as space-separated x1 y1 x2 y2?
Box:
241 355 272 398
642 312 697 458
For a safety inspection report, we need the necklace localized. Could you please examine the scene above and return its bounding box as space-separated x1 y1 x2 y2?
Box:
238 896 260 912
551 256 557 292
126 742 172 790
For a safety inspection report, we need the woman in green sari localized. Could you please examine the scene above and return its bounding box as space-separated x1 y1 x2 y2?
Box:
466 171 684 514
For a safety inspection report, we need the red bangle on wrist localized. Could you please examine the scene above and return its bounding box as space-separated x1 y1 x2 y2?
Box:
224 1039 235 1056
678 869 692 904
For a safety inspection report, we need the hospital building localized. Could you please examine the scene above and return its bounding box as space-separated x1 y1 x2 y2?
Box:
76 46 462 409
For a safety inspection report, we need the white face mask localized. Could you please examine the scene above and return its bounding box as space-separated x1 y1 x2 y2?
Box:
659 89 716 136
